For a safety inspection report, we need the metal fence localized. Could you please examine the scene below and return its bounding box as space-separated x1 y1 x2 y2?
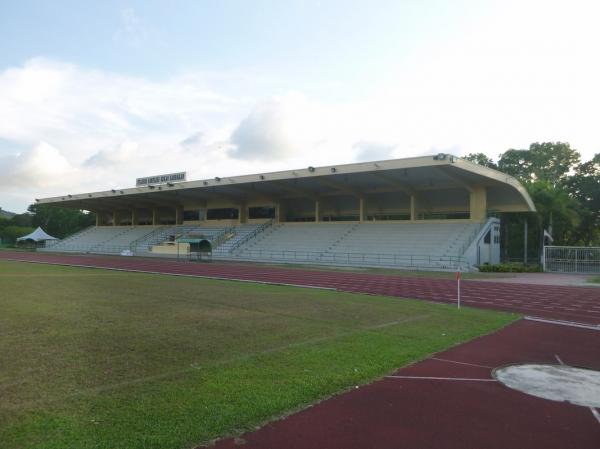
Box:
38 244 133 255
220 248 469 270
543 246 600 274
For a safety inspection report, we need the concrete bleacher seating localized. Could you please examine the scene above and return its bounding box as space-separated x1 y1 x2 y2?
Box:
42 224 263 256
231 221 481 269
330 222 477 256
326 222 479 269
42 220 484 270
41 226 158 254
235 223 356 261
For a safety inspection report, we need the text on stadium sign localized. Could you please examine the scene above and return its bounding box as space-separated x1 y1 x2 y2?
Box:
136 172 187 187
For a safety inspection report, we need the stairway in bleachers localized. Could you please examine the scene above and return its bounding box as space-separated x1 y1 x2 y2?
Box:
212 224 265 255
230 221 481 270
133 225 232 253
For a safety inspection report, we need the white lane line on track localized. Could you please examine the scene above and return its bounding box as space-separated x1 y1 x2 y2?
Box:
589 408 600 424
385 375 496 382
554 354 600 426
431 357 493 369
524 316 600 331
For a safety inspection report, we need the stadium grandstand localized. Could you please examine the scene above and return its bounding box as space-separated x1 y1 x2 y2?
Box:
37 154 535 271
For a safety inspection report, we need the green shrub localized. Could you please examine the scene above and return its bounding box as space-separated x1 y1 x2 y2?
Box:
478 263 541 273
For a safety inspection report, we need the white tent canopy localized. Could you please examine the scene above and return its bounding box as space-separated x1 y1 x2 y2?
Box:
17 227 58 242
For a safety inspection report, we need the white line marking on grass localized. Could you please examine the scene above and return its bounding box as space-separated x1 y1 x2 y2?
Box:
385 375 496 382
590 407 600 424
367 315 430 329
12 316 434 406
555 354 565 365
1 258 338 291
524 316 600 331
431 357 493 369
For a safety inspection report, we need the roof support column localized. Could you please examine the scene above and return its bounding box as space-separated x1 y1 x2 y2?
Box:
359 197 366 222
410 195 417 221
239 203 247 224
131 208 137 226
112 210 117 226
469 186 487 222
175 206 183 225
275 202 284 223
315 199 323 223
152 208 158 226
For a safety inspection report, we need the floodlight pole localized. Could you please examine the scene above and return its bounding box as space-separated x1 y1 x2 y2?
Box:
524 217 528 266
456 269 461 309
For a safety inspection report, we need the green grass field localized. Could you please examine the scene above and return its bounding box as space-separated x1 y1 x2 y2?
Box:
589 275 600 284
0 260 516 449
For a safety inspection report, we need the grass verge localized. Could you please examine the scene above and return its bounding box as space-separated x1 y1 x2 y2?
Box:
230 260 515 279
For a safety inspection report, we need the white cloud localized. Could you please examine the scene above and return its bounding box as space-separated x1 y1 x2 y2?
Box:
229 99 296 160
229 94 330 161
179 132 205 150
84 141 140 167
0 58 236 148
0 141 76 188
0 59 248 211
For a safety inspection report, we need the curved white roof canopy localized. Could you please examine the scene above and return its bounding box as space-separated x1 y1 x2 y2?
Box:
36 155 535 213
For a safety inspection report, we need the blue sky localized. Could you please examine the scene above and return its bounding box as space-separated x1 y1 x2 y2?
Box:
1 1 471 98
1 0 599 212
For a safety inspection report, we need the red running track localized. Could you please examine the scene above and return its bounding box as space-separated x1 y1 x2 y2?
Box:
210 319 600 449
2 251 599 325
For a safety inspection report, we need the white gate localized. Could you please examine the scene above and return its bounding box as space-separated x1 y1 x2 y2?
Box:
543 246 600 274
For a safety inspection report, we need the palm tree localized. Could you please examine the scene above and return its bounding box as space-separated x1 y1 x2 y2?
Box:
526 181 580 245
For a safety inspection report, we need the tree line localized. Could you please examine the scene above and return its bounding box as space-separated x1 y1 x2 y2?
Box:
465 142 599 260
0 205 96 245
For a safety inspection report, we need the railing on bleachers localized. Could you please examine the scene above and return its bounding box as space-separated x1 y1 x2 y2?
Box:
224 248 469 270
40 220 482 271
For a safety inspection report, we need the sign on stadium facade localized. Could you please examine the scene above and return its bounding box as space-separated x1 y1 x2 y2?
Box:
136 172 186 187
